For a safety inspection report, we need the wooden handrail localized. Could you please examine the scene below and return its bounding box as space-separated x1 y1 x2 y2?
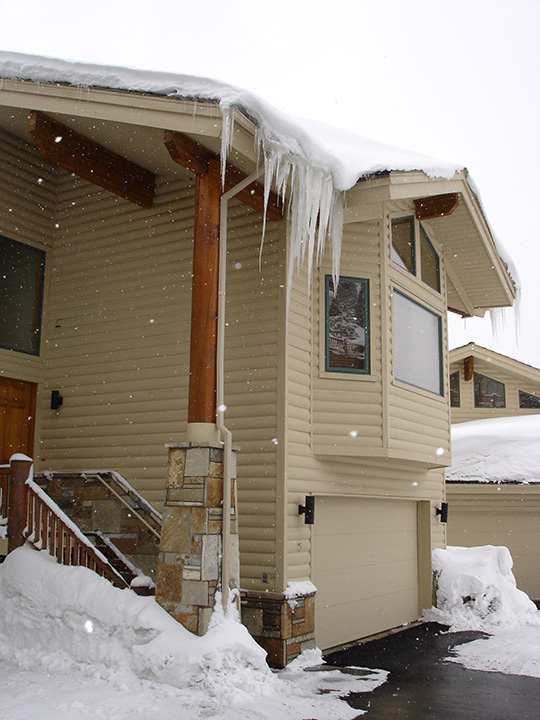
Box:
24 479 128 589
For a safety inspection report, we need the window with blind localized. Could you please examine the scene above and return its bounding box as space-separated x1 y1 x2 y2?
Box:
393 290 442 395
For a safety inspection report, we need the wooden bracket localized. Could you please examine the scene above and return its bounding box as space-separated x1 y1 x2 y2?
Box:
414 193 459 221
164 130 282 221
464 355 474 382
29 111 155 208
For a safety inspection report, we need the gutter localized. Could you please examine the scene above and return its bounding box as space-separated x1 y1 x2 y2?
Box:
217 167 264 612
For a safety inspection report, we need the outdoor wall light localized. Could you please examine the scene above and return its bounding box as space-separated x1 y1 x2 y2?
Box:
50 390 64 410
436 502 449 523
298 495 315 525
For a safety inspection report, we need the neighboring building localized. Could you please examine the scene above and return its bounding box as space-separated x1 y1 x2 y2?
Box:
449 343 540 423
0 52 516 665
446 416 540 603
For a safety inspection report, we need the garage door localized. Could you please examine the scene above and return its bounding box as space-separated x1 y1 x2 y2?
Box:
312 496 419 650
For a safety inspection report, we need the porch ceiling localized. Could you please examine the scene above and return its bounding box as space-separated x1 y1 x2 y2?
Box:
0 103 255 183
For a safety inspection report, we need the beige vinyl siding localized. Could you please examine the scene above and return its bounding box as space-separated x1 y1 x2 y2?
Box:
38 173 195 505
284 238 446 590
224 202 280 591
447 484 540 601
0 130 56 450
450 361 540 423
312 222 384 455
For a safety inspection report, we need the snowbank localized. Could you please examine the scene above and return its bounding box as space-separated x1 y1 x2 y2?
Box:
447 415 540 484
426 545 540 678
0 547 386 719
426 545 540 632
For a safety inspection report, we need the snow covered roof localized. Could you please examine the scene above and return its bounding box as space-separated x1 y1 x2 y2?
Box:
446 415 540 484
0 52 516 309
0 51 462 191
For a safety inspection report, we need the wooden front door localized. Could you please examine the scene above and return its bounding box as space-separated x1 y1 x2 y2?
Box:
0 377 36 463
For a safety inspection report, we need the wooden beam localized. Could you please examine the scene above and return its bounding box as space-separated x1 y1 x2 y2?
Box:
164 130 282 221
464 356 474 382
164 130 212 176
188 157 221 424
29 111 155 208
414 193 459 221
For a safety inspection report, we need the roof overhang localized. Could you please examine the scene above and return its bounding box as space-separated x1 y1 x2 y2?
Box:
0 77 262 180
344 171 516 317
449 343 540 383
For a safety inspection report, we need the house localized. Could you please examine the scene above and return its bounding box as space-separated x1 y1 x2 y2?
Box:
449 343 540 422
0 51 516 666
446 415 540 603
447 347 540 604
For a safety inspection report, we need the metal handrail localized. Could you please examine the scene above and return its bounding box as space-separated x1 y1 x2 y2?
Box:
81 473 161 540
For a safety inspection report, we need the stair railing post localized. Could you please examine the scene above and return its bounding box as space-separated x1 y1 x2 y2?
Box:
7 454 33 554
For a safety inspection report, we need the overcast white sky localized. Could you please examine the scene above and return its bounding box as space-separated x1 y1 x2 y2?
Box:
1 0 539 365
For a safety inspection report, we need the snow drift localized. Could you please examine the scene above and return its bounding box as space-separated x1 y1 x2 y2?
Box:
0 547 386 720
427 545 540 632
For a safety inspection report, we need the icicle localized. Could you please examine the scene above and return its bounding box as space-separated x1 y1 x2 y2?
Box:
221 104 345 314
220 107 235 188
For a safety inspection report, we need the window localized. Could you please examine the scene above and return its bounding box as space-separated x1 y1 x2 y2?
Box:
450 371 460 407
0 235 45 355
393 290 442 395
420 226 440 292
474 372 505 408
325 275 370 373
391 216 440 292
519 390 540 409
391 217 415 274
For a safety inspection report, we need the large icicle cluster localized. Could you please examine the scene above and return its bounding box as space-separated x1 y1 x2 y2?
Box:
220 106 344 300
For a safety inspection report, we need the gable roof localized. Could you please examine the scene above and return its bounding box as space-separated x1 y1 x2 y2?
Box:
450 344 540 384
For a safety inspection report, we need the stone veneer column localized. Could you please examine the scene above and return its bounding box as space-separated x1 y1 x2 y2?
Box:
155 442 239 635
240 590 317 668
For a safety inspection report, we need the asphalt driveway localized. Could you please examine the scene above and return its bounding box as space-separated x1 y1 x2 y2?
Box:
324 622 540 719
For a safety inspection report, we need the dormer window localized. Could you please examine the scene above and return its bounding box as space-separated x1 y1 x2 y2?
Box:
391 216 440 292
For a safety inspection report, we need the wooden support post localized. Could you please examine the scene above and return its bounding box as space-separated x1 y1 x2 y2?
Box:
7 456 32 553
188 157 221 425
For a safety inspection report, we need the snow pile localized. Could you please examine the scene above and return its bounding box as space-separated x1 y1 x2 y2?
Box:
0 547 386 719
426 545 540 632
447 415 540 484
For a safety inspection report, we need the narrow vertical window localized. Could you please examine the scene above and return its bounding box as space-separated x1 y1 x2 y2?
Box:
325 276 370 373
391 217 415 274
420 226 440 292
0 235 45 355
450 371 460 407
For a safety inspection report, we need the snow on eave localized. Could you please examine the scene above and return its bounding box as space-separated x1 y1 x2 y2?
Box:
0 51 505 300
0 51 465 193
